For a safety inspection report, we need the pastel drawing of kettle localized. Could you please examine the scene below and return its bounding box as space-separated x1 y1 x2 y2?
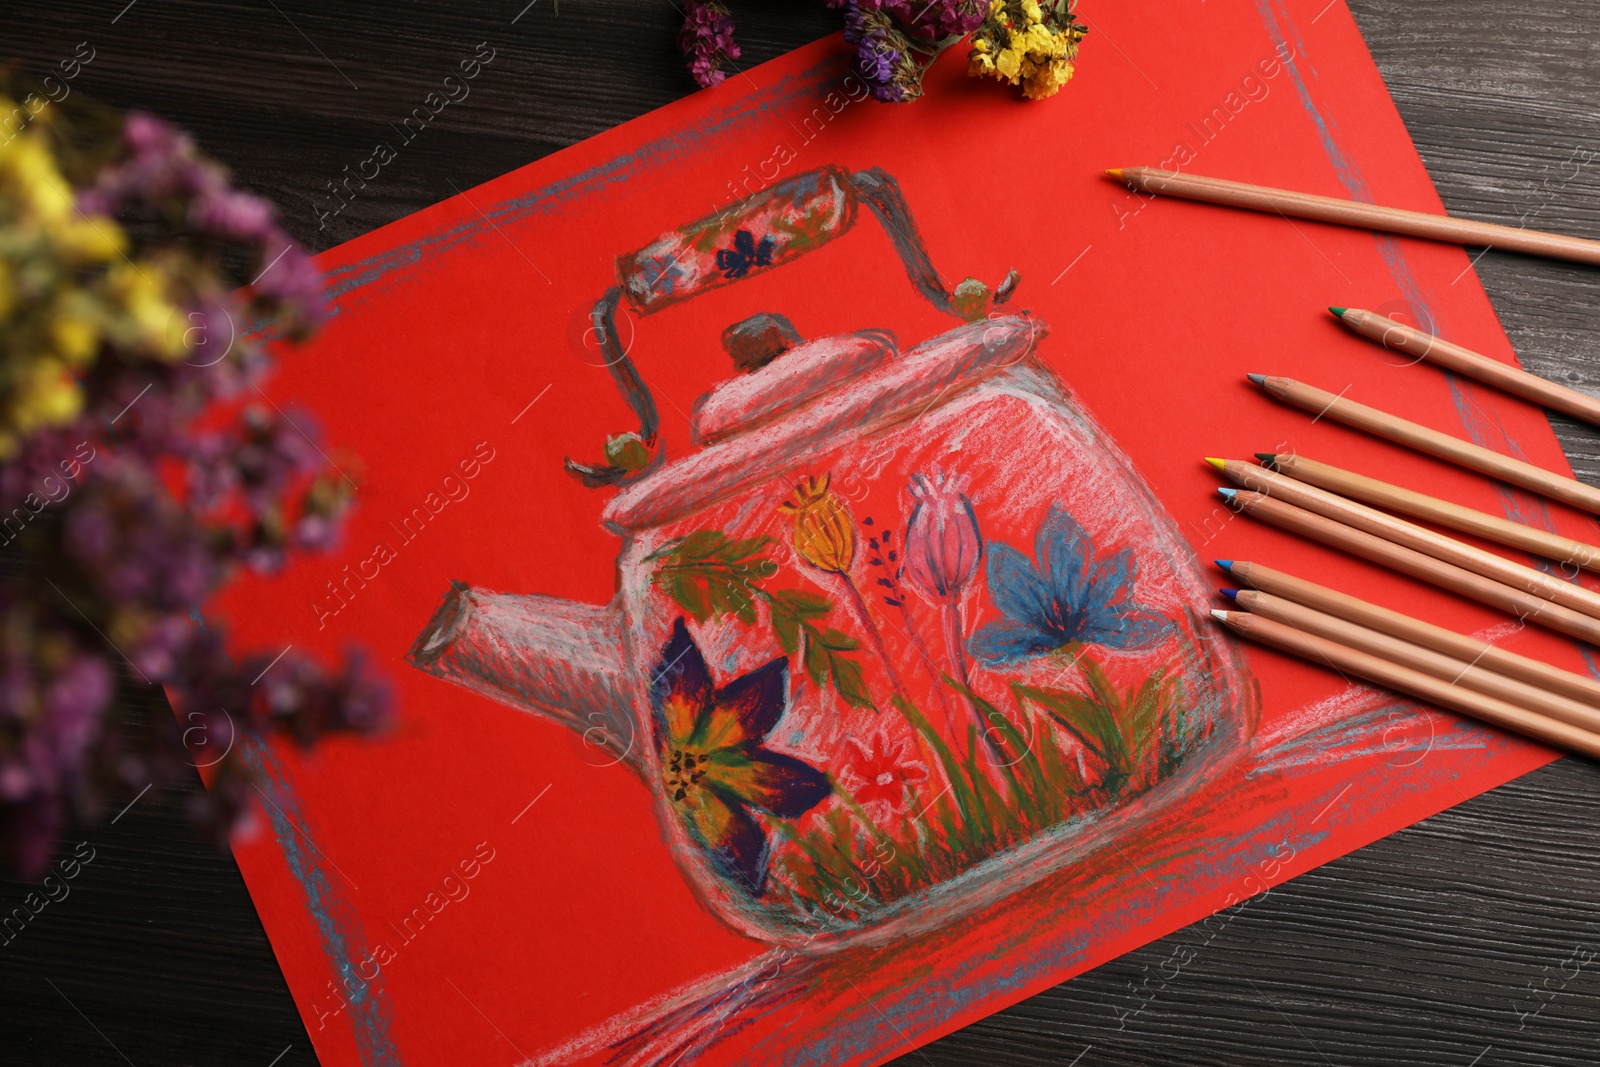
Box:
409 165 1256 951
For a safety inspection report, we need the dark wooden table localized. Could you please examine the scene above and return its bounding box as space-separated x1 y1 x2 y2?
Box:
5 3 1599 1064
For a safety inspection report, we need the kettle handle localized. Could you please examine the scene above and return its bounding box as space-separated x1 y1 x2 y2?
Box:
566 165 1019 487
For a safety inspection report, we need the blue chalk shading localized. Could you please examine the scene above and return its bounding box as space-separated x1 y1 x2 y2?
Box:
242 52 857 1060
752 808 1331 1067
1254 0 1600 683
318 58 850 318
240 739 401 1065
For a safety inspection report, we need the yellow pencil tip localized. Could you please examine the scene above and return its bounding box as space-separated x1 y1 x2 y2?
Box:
1105 168 1124 180
1204 457 1226 471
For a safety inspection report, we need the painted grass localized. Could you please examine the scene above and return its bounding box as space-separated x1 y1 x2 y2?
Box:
772 657 1206 924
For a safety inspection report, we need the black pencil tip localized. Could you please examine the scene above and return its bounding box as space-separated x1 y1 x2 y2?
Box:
1255 452 1279 469
1246 373 1267 387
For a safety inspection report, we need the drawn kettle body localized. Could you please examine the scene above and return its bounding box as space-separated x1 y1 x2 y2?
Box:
410 165 1256 951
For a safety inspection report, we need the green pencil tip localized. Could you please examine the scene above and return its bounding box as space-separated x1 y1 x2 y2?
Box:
1204 457 1226 471
1220 588 1239 600
1214 560 1234 572
1329 306 1348 318
1255 452 1279 469
1247 373 1267 386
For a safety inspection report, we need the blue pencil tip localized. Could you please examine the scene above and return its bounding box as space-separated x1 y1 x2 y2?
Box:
1220 587 1239 599
1217 486 1238 501
1246 373 1267 386
1214 559 1234 572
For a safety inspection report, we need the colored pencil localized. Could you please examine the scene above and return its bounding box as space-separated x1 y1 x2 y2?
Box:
1217 489 1600 646
1209 458 1600 621
1106 168 1600 266
1247 374 1600 516
1211 609 1600 759
1217 559 1600 706
1331 307 1600 428
1259 452 1600 574
1227 589 1600 733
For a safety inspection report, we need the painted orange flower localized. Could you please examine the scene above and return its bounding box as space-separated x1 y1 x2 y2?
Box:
779 473 856 574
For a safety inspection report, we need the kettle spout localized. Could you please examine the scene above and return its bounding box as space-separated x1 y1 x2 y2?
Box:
408 582 639 771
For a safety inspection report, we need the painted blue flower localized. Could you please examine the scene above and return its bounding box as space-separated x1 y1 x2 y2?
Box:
968 505 1173 666
638 252 686 297
715 229 775 279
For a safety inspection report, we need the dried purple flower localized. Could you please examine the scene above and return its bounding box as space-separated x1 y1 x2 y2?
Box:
842 0 987 39
843 4 925 103
0 100 387 875
679 0 741 89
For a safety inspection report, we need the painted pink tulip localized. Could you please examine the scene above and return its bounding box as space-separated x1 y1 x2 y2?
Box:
904 470 983 602
904 469 984 721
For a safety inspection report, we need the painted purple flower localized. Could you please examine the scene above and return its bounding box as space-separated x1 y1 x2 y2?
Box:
652 619 830 896
903 469 982 601
969 506 1173 666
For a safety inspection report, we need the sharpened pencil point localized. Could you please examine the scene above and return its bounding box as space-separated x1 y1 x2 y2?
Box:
1105 168 1124 180
1220 588 1238 600
1205 457 1226 471
1329 306 1348 318
1214 559 1234 573
1255 452 1278 468
1210 609 1229 623
1217 487 1238 501
1246 373 1267 387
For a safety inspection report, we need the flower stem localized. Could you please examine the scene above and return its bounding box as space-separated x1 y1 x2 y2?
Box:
835 574 912 705
941 598 988 755
888 600 960 741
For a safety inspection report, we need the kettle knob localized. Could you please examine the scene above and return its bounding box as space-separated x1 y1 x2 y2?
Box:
721 313 801 373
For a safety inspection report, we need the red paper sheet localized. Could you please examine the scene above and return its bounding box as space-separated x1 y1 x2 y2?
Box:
215 4 1583 1064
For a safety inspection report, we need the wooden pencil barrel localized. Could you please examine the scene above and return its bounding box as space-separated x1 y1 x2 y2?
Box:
1270 454 1600 574
1338 309 1600 428
1215 610 1600 758
1224 491 1600 646
1255 375 1600 516
1120 168 1600 266
1220 461 1600 620
1226 560 1600 707
1236 590 1600 733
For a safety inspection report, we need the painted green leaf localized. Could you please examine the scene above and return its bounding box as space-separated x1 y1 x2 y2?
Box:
802 628 831 686
647 527 874 709
1015 684 1119 767
830 655 874 709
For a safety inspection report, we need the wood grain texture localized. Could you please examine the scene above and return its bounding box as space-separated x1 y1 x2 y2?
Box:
2 2 1598 1065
